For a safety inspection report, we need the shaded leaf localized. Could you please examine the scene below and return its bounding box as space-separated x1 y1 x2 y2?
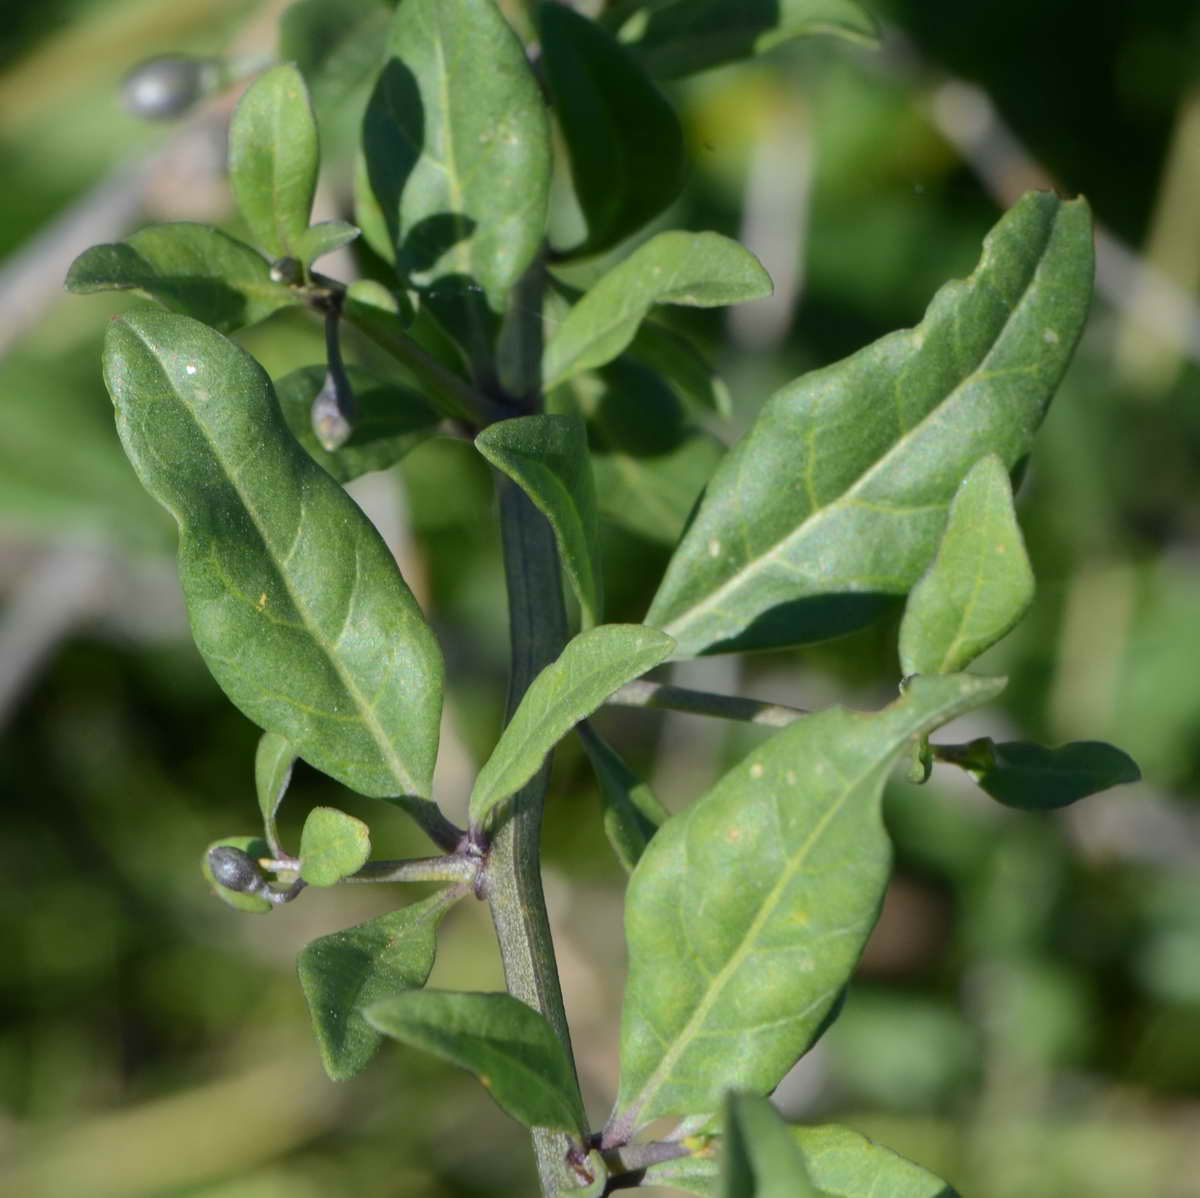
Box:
202 836 273 915
469 624 675 827
627 320 733 419
102 310 444 799
722 1093 823 1197
540 3 686 256
475 414 603 628
295 219 361 267
365 990 584 1132
614 674 1004 1128
899 455 1034 676
255 731 296 855
645 193 1094 657
299 806 371 886
65 223 295 333
543 232 772 390
298 888 455 1080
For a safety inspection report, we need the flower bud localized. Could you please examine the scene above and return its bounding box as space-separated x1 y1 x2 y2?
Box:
207 844 262 894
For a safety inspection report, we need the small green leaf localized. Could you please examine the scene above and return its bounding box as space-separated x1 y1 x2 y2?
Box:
475 414 603 628
275 365 440 482
542 232 772 390
202 836 273 914
365 990 585 1133
469 624 675 827
255 731 296 854
65 223 295 333
578 723 668 872
229 64 320 259
937 738 1141 810
294 220 360 267
722 1093 823 1197
899 455 1034 676
540 3 686 256
298 888 456 1081
627 320 733 419
103 311 444 800
361 0 551 309
619 0 880 79
646 192 1094 657
299 806 371 886
614 674 1004 1128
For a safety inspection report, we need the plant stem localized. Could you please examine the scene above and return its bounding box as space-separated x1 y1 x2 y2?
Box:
605 680 809 727
343 854 479 885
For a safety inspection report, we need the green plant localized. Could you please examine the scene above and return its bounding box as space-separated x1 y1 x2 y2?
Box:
66 1 1141 1194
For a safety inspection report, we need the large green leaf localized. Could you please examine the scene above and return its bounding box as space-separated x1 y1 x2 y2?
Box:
646 193 1094 657
613 674 1004 1129
228 64 319 260
469 624 675 827
475 414 603 628
65 223 295 333
365 990 585 1132
102 310 444 799
542 232 772 390
540 3 686 256
299 806 371 886
255 731 296 854
617 0 880 78
899 455 1034 676
275 364 439 483
361 0 550 309
298 888 455 1082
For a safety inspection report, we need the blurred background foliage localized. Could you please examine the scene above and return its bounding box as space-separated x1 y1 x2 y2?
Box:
3 0 1200 1195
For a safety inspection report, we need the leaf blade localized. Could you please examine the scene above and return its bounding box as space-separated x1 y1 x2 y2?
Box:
255 731 296 855
299 805 371 886
722 1093 824 1198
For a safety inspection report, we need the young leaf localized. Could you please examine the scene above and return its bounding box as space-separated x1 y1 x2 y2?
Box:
361 0 551 310
294 219 360 268
298 888 457 1081
542 232 772 390
618 0 880 78
365 990 585 1133
255 731 296 855
469 624 675 827
102 311 444 800
202 836 273 915
540 3 687 256
612 673 1004 1129
475 414 604 628
722 1093 823 1197
937 738 1141 810
899 455 1034 676
275 364 440 483
65 223 295 333
578 723 668 872
645 192 1094 657
299 806 371 886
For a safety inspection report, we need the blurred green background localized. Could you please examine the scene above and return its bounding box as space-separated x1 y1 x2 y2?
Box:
3 1 1200 1195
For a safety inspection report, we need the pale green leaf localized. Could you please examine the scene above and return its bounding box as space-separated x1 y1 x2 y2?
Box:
298 888 456 1081
899 455 1034 675
299 806 371 886
475 414 603 628
102 310 444 799
646 192 1094 657
294 219 360 267
542 232 772 390
365 990 585 1132
229 64 320 259
614 674 1004 1128
469 625 675 827
722 1093 823 1197
255 731 296 854
65 223 295 333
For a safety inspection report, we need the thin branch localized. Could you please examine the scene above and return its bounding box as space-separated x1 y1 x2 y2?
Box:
342 854 480 886
605 680 809 728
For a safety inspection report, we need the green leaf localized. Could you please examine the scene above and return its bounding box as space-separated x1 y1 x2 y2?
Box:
543 232 772 390
255 731 296 854
365 990 585 1132
65 223 295 333
469 624 675 827
475 414 603 628
645 192 1094 657
937 738 1141 810
627 320 733 419
102 310 444 799
540 3 686 256
229 64 320 260
299 806 371 886
298 888 456 1081
294 220 360 268
275 364 439 483
722 1093 823 1197
619 0 880 79
899 455 1034 676
361 0 551 309
202 836 273 915
578 723 668 872
613 673 1004 1128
